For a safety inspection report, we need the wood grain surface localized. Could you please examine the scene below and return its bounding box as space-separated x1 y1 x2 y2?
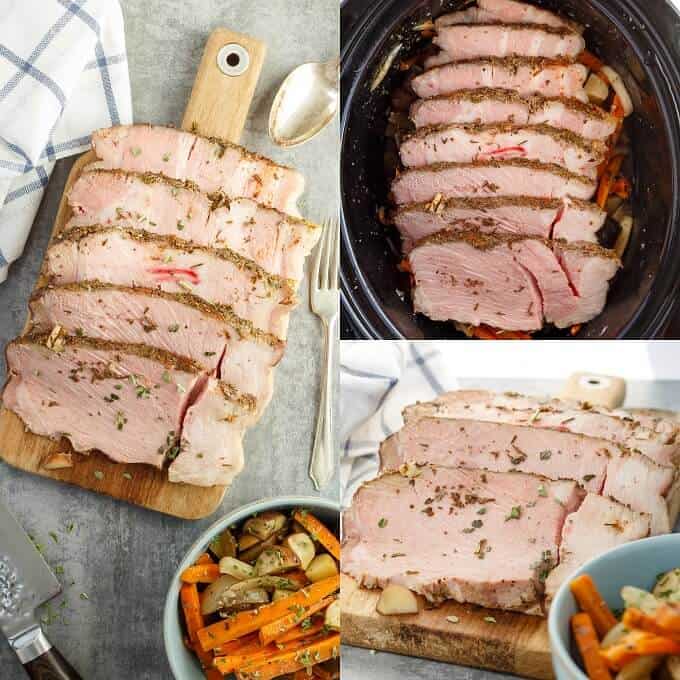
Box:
341 574 554 680
0 28 267 519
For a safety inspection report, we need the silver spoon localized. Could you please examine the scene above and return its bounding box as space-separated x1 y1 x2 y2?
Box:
269 58 339 148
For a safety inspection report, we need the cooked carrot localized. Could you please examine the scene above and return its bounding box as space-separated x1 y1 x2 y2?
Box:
277 617 326 644
655 603 680 636
214 633 262 657
204 670 222 680
596 155 625 210
235 634 341 680
397 258 412 273
624 605 680 641
293 511 340 561
197 575 340 651
181 563 221 584
571 613 613 680
215 638 310 675
610 176 631 199
180 583 204 644
610 94 626 120
196 552 215 565
570 575 618 637
600 630 680 671
259 596 335 646
293 672 309 680
470 325 532 340
578 50 604 73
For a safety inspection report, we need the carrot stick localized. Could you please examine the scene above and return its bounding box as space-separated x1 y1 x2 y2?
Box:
624 605 680 641
197 575 340 651
259 596 335 646
600 631 680 671
578 50 604 73
655 603 680 636
277 617 326 644
180 583 204 644
214 633 262 657
293 511 340 561
196 552 215 565
470 325 532 340
596 155 624 209
570 575 618 638
571 613 613 680
204 670 222 680
611 176 631 199
293 672 309 680
215 638 309 675
181 563 221 584
235 634 341 680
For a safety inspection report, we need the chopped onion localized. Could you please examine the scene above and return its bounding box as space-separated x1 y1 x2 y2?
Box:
584 73 608 105
614 215 633 258
600 66 634 116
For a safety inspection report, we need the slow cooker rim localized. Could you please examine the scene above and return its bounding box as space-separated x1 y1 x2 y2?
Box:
340 0 680 340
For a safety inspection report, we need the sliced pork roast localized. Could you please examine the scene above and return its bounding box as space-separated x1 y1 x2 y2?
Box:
408 231 619 330
391 160 597 205
436 0 582 33
411 59 588 102
394 196 606 250
431 24 585 63
29 283 283 414
404 389 680 467
545 494 650 603
44 227 296 339
400 124 606 179
67 170 320 281
342 465 581 614
91 125 305 216
410 92 619 141
380 414 675 533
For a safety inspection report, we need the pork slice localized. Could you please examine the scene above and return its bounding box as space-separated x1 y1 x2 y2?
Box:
391 159 597 205
412 58 588 101
169 379 252 487
545 494 650 604
436 0 582 33
29 282 283 415
410 91 617 141
408 231 544 331
404 390 680 467
3 334 201 467
400 124 606 179
67 169 320 281
342 465 581 613
91 125 305 216
45 227 296 339
380 416 611 494
394 196 605 251
432 24 585 63
553 242 621 328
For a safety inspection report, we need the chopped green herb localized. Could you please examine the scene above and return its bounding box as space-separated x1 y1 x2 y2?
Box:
539 450 552 460
477 507 487 515
168 324 180 333
583 474 596 482
162 152 171 162
114 411 127 431
49 531 59 543
537 485 548 497
162 371 172 383
505 506 522 521
130 147 142 157
123 472 133 481
79 592 89 601
484 616 497 623
176 220 185 231
378 518 388 528
471 519 483 529
94 470 104 481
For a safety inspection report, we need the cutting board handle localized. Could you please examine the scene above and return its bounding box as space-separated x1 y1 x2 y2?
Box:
181 28 267 143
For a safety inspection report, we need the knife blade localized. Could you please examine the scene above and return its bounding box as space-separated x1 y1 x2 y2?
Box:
0 498 82 679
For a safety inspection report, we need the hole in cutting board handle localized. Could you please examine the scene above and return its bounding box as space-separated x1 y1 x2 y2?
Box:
217 43 250 77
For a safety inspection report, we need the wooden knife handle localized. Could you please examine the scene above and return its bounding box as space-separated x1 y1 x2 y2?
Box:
23 646 82 680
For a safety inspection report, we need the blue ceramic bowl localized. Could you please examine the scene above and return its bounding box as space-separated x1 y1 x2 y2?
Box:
548 533 680 680
163 496 340 680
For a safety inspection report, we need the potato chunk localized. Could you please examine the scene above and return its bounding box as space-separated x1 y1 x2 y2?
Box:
254 546 301 576
305 554 338 583
376 584 419 615
242 511 287 541
324 599 340 631
219 557 255 580
284 533 316 570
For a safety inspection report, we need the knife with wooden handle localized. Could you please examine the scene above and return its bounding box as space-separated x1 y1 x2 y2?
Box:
0 498 82 679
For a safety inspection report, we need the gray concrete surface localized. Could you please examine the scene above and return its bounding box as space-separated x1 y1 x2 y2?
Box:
0 1 338 678
342 377 680 680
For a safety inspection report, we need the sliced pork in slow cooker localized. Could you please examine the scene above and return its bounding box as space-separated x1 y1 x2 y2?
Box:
342 465 581 614
411 58 588 101
408 231 619 329
394 196 606 250
399 124 607 178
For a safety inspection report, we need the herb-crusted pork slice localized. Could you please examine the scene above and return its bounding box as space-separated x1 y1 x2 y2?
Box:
394 196 606 251
412 58 588 102
391 159 597 205
408 231 619 330
67 170 319 281
404 389 680 467
380 417 611 493
545 494 650 604
90 125 305 216
410 91 618 141
342 465 581 614
431 24 585 63
29 283 283 415
3 334 201 468
45 227 296 339
400 124 607 179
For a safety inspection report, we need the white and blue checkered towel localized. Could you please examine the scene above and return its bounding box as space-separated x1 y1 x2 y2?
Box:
0 0 132 283
340 342 460 506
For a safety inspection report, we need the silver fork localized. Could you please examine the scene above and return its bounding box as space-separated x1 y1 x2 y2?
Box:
309 217 339 491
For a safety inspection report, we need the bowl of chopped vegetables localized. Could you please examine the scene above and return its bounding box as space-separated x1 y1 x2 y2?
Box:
163 496 340 680
549 533 680 680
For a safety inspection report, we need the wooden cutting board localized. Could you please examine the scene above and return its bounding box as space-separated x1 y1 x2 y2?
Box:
0 28 267 519
341 574 553 679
